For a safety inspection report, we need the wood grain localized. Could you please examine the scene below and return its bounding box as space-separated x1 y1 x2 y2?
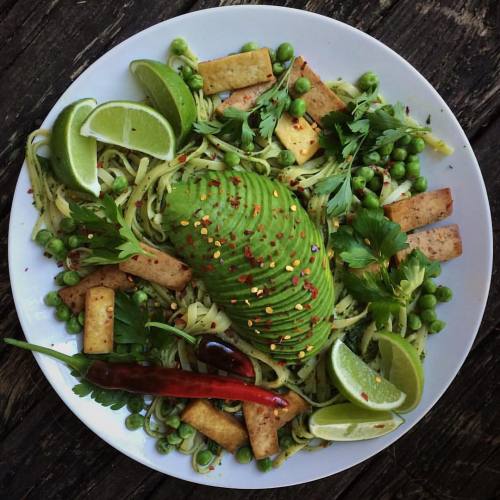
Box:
0 1 499 499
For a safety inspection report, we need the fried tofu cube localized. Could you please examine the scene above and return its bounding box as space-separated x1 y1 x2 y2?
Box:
198 48 274 95
395 224 463 263
384 188 453 232
243 401 279 459
58 265 133 314
119 243 191 291
288 56 346 124
181 399 248 453
216 78 276 115
275 113 320 165
274 391 310 428
83 287 115 354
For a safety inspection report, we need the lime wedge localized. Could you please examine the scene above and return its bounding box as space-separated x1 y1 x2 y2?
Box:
376 332 424 413
328 339 406 411
130 59 196 143
80 101 175 160
309 402 404 441
50 98 99 196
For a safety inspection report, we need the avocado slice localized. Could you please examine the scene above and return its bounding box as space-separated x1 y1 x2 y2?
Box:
163 170 334 362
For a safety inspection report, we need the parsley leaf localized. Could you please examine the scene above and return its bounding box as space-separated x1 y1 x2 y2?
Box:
331 228 377 268
222 107 255 146
70 195 146 265
193 120 224 135
316 172 353 217
258 88 289 140
114 292 148 344
72 380 129 410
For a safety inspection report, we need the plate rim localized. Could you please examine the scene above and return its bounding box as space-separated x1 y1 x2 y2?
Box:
7 4 493 489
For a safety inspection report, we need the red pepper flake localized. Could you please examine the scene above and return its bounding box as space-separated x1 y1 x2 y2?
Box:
230 232 237 241
292 276 299 286
230 299 237 304
243 229 254 236
257 223 265 232
228 265 237 273
175 318 187 328
186 235 194 246
208 179 221 187
253 204 261 217
229 196 240 208
304 281 319 299
278 361 287 366
270 241 276 247
27 188 33 194
300 60 307 70
96 161 104 169
300 231 306 239
132 255 139 261
309 256 316 263
210 322 216 329
361 392 369 401
276 232 284 239
178 154 188 163
374 424 385 429
135 200 144 208
228 242 236 250
230 176 241 186
290 180 299 187
237 274 253 285
311 315 320 325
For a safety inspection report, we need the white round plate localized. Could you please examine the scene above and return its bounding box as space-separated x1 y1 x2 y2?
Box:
8 5 492 489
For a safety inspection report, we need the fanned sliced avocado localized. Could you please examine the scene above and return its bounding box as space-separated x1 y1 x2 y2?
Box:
163 170 334 362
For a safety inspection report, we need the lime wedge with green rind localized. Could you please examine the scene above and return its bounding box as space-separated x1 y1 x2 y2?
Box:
328 339 406 411
130 59 196 144
80 100 175 160
376 332 424 413
50 98 99 196
309 402 404 441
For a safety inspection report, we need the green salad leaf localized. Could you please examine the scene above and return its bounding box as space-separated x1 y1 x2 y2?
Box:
114 292 148 344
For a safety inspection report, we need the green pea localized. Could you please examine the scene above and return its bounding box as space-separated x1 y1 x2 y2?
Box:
44 291 62 307
66 316 82 334
429 319 446 333
59 218 76 234
409 137 425 154
405 161 420 178
178 423 195 439
294 77 311 94
378 142 394 156
241 41 259 52
67 235 81 249
77 312 85 326
273 62 285 75
391 147 407 161
362 151 380 165
408 313 422 331
358 166 374 181
54 271 66 286
224 151 241 167
243 142 255 152
421 309 437 324
235 446 253 464
257 457 273 472
187 74 203 91
268 48 276 63
171 37 188 55
62 271 80 286
165 414 181 429
279 435 294 450
133 290 148 306
125 396 143 414
276 42 294 62
406 154 419 164
422 278 437 294
435 286 453 303
279 149 296 166
358 71 379 90
196 449 214 467
125 413 144 430
368 175 382 193
46 238 65 256
390 161 406 180
166 432 182 446
397 134 411 146
112 176 128 193
55 303 71 322
35 229 53 246
156 438 173 455
289 98 306 118
418 294 437 310
351 176 366 191
413 176 428 193
181 65 193 80
363 193 380 209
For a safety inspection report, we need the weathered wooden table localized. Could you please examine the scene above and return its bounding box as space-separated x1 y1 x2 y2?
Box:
1 1 499 498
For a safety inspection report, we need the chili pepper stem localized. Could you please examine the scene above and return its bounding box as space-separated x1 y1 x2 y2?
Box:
4 338 90 374
145 322 197 345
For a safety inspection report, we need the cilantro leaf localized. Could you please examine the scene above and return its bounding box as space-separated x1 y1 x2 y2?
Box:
223 107 255 146
331 228 377 268
316 173 353 217
70 195 146 265
193 120 224 135
342 269 396 304
114 292 148 344
72 380 129 410
258 88 289 140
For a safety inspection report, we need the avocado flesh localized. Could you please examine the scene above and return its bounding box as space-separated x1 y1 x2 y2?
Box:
163 170 334 361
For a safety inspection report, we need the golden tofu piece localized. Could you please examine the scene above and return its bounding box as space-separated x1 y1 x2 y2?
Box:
83 287 115 354
58 265 133 314
275 113 320 165
289 56 346 124
384 188 453 232
181 399 248 453
274 391 310 428
119 243 191 291
243 401 279 459
395 224 463 263
216 78 276 115
198 48 274 95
